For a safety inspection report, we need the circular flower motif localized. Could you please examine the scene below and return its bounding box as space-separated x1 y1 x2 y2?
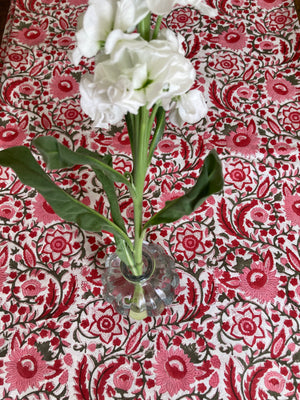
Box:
166 7 200 30
0 123 26 148
49 74 79 99
218 28 248 50
8 46 28 68
21 279 45 298
265 76 297 103
91 356 143 398
0 195 25 223
264 370 286 393
172 224 214 260
208 51 242 76
32 193 62 224
224 160 253 190
154 347 197 396
222 303 271 347
5 346 48 393
239 261 279 303
283 192 300 226
53 100 83 126
267 9 293 30
279 103 300 133
41 227 74 262
257 0 282 9
80 302 123 344
111 129 132 155
226 124 259 156
15 25 47 46
230 307 265 346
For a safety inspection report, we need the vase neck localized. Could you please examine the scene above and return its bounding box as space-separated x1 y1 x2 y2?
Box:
120 251 154 284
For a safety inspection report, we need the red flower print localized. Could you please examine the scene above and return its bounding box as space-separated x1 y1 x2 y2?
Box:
267 9 293 30
87 304 122 344
0 124 26 148
113 368 135 391
7 46 28 69
54 100 83 126
153 347 197 396
21 279 45 297
111 130 132 155
32 193 62 224
230 306 265 346
49 74 79 99
281 104 300 133
264 370 286 393
283 191 300 226
42 228 73 261
257 0 282 9
16 25 47 46
218 27 248 50
224 160 253 190
167 7 199 29
211 53 241 75
265 72 297 103
226 120 259 156
239 261 279 302
5 346 48 393
174 225 207 261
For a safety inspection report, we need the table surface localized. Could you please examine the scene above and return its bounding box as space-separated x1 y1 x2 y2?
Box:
0 0 300 399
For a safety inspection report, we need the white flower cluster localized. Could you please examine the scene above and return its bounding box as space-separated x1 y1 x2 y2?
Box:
72 0 217 128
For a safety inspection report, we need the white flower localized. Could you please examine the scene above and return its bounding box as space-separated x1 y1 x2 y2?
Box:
70 0 148 65
79 33 197 127
107 32 195 108
145 0 217 17
168 90 208 127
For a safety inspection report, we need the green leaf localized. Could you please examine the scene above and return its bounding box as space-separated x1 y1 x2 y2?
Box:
0 146 133 251
34 136 130 233
144 149 223 229
148 106 165 164
33 136 133 191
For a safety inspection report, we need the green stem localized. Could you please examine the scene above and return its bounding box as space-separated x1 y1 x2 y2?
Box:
152 15 163 40
138 12 151 41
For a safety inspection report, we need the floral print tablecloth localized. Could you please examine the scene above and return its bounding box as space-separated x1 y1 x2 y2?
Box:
0 0 300 399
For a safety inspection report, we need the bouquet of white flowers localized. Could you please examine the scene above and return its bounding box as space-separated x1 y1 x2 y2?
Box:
0 0 223 318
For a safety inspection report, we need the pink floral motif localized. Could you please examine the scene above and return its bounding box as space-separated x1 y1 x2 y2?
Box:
88 304 122 344
111 130 132 155
267 9 293 30
281 104 300 132
7 47 28 68
113 368 135 391
21 279 45 297
257 0 282 9
230 306 265 346
218 27 248 50
224 160 253 190
174 226 206 260
250 206 269 224
226 121 259 156
154 347 197 396
42 228 73 261
0 124 26 148
5 346 48 393
213 53 241 75
264 370 286 393
265 74 297 103
239 261 279 302
283 192 300 226
49 74 79 100
54 100 83 126
167 8 199 29
32 193 61 224
15 25 47 46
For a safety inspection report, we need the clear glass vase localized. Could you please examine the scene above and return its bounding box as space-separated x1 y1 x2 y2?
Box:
101 242 179 320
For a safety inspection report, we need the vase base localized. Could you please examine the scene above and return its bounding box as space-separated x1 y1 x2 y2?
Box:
102 242 179 320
